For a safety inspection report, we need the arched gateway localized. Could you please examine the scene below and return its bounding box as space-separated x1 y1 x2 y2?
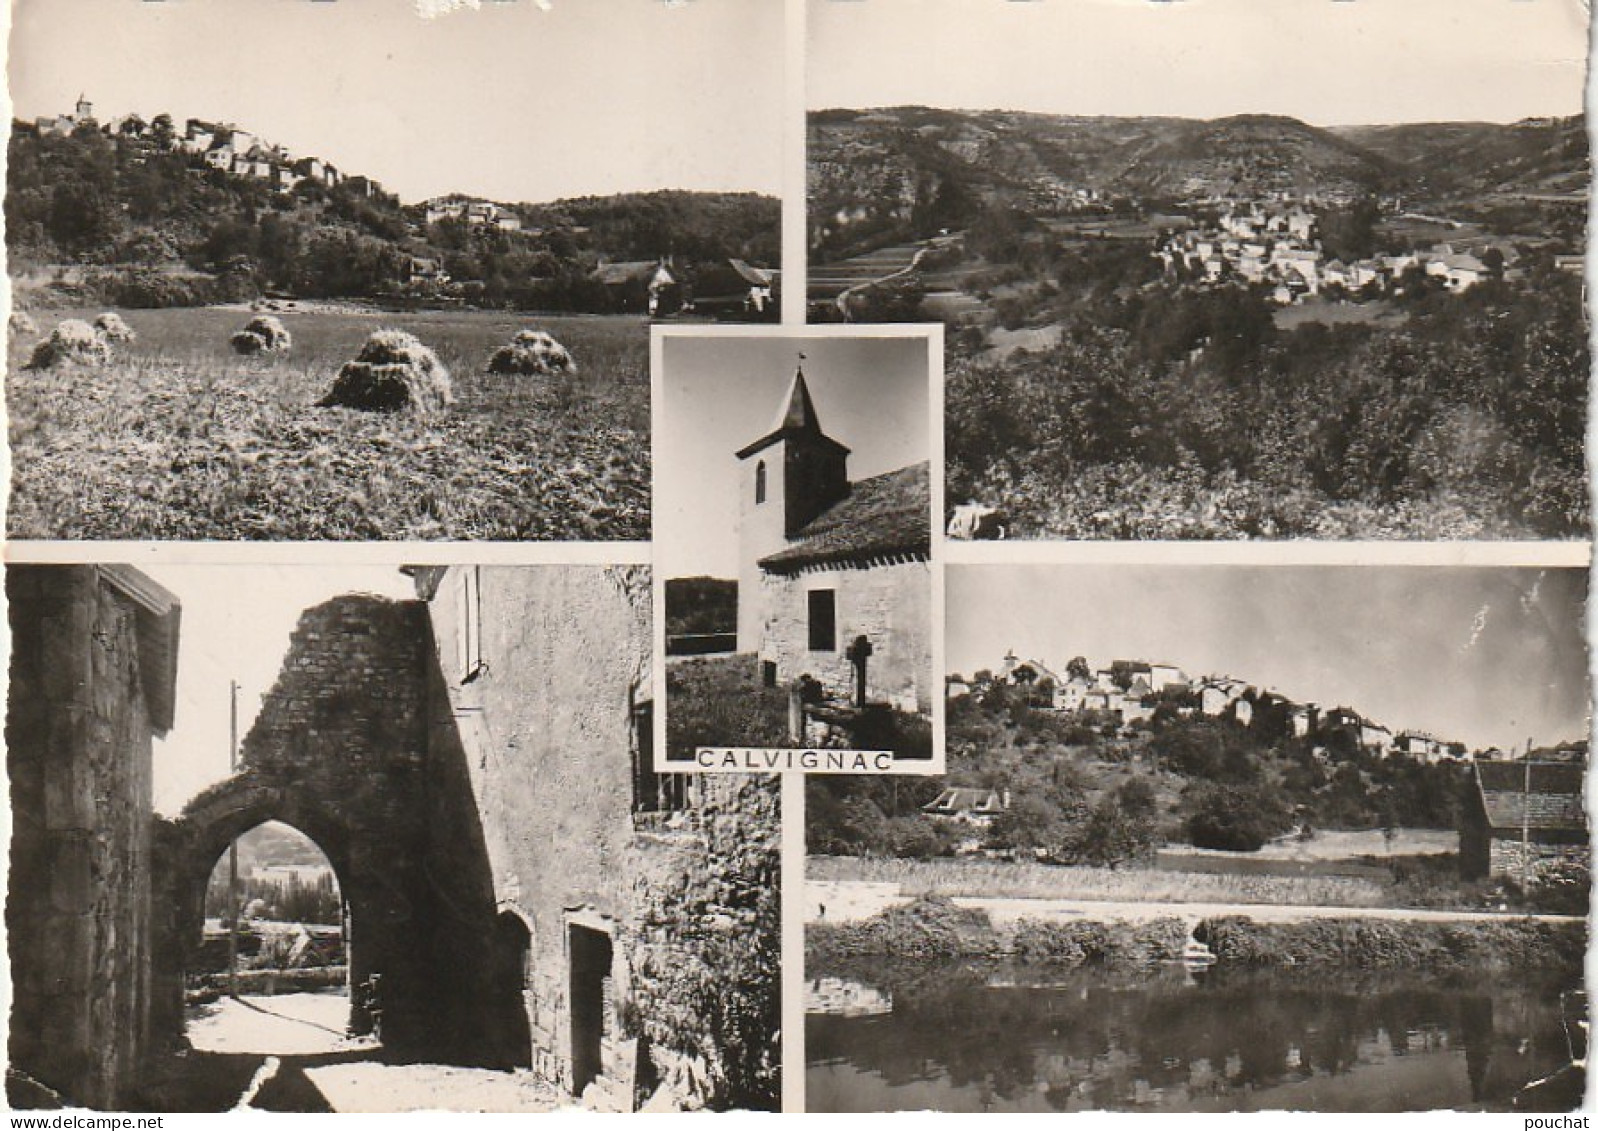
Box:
149 595 518 1067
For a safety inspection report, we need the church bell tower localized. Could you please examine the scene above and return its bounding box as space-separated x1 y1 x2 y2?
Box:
734 363 850 653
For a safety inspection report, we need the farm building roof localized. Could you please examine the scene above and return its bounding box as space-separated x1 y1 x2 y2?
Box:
758 462 930 573
593 260 670 286
728 259 776 287
923 787 1005 816
1474 761 1587 832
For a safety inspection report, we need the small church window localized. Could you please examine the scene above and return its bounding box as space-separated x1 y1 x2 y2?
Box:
755 461 767 505
808 590 837 652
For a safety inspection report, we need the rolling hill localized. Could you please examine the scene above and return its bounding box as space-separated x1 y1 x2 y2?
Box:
1331 116 1589 198
809 106 1587 251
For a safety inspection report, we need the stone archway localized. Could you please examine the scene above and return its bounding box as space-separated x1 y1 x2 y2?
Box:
149 594 509 1067
153 779 378 1042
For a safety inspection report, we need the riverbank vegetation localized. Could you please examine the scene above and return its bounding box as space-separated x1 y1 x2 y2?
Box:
808 895 1584 974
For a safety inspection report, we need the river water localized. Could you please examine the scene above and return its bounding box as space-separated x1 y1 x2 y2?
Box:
806 957 1580 1112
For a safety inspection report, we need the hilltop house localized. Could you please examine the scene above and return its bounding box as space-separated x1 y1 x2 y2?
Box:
182 120 219 154
1000 652 1061 687
735 368 931 715
1198 678 1251 718
425 198 521 230
1053 675 1093 712
1460 761 1588 882
1148 662 1187 690
342 175 382 199
1359 720 1394 755
1395 731 1451 763
233 150 274 181
1428 252 1489 291
35 94 95 137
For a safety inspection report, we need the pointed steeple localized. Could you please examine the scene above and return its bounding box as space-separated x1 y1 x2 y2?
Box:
776 367 821 433
737 364 850 461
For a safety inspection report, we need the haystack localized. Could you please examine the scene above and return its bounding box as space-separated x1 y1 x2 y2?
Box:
318 329 453 413
9 311 37 337
26 319 112 369
93 311 136 344
230 314 293 356
487 329 577 376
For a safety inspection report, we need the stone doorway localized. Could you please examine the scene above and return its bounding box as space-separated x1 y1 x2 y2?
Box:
567 923 613 1097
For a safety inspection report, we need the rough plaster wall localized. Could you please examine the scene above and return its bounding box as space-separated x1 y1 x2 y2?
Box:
423 566 779 1108
759 561 931 712
5 567 155 1109
425 566 651 1089
738 450 789 654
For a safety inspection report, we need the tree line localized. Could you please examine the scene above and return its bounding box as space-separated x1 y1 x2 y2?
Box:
7 123 778 310
808 680 1470 863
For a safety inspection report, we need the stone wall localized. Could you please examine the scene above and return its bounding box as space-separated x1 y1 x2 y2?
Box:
154 593 505 1066
6 567 162 1109
758 559 931 713
627 775 781 1110
1487 834 1591 883
420 566 780 1109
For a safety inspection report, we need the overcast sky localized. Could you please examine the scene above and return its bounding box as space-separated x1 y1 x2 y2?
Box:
142 564 417 816
810 0 1589 125
947 565 1589 754
9 0 783 204
656 332 931 580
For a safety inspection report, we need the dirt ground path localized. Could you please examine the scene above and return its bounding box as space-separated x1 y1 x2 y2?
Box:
139 994 566 1113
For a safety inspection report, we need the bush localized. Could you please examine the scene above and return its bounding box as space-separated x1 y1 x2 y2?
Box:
105 268 225 309
1011 916 1186 966
1194 914 1584 972
1526 858 1591 916
1185 782 1293 851
807 896 999 961
884 815 952 859
318 329 453 414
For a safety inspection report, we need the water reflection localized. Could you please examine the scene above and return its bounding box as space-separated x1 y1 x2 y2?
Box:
806 958 1576 1112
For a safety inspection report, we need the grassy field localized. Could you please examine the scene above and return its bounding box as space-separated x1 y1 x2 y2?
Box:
666 653 795 761
8 306 650 540
809 854 1392 909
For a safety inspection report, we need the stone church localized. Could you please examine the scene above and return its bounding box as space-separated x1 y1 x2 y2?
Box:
735 367 931 715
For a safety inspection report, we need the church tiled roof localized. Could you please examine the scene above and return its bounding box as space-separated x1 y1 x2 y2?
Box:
758 462 930 572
